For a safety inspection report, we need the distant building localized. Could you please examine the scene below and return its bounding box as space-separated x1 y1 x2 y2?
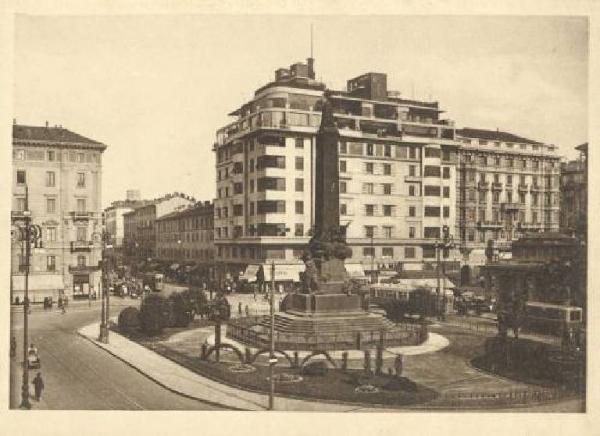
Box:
455 128 561 266
104 195 152 248
560 143 587 239
213 58 459 286
126 189 141 201
123 192 196 261
11 122 107 301
155 201 214 282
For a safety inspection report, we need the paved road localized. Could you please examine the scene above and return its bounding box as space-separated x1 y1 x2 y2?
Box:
9 300 223 410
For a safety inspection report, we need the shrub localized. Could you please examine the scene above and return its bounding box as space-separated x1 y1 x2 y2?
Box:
301 360 328 376
140 293 168 335
118 307 141 334
168 292 194 327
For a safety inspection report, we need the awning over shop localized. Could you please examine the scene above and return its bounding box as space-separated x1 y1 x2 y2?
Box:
264 264 304 282
381 278 455 296
170 263 180 270
345 263 367 279
240 264 260 282
12 274 65 291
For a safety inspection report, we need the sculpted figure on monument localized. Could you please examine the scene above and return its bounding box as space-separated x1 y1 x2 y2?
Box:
301 253 320 294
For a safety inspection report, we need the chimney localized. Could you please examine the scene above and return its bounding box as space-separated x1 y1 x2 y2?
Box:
307 57 315 79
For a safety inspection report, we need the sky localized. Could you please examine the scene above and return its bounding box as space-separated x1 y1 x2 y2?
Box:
13 14 588 207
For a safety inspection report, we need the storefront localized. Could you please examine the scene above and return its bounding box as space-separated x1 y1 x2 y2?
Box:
11 274 65 303
240 263 304 292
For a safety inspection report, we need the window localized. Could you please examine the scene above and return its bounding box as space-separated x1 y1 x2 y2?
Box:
382 184 392 195
405 247 416 258
295 156 304 170
408 185 416 197
77 198 86 212
442 149 450 161
46 227 57 242
478 209 486 222
506 175 513 186
77 172 86 188
479 191 486 203
532 193 538 206
382 246 393 257
225 187 230 197
468 230 475 241
340 181 347 194
521 159 527 169
234 182 243 194
519 192 526 204
409 165 416 177
339 160 347 173
423 246 436 258
364 226 375 238
249 179 254 193
77 255 86 266
408 206 416 217
507 158 513 168
424 227 441 239
493 191 500 203
425 147 441 158
339 142 347 154
424 186 440 196
47 256 56 271
76 226 87 241
47 150 55 161
384 145 391 157
365 204 374 216
532 211 538 223
366 162 374 174
424 206 441 217
363 183 374 195
494 173 500 183
363 247 375 257
295 223 304 237
14 149 25 160
295 201 304 214
442 167 450 179
443 186 450 198
46 198 56 213
383 205 392 216
383 163 391 175
249 159 254 172
233 204 244 216
507 191 513 203
494 157 501 166
424 166 441 177
366 144 374 156
17 170 26 184
295 178 304 192
340 204 347 215
295 138 304 149
443 206 450 218
16 197 26 212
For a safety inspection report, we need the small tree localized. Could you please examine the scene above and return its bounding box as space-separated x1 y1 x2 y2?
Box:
168 292 194 327
118 306 141 334
140 293 167 335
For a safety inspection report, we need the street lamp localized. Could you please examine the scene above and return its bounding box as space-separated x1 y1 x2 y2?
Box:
435 225 454 321
12 185 43 409
95 230 111 343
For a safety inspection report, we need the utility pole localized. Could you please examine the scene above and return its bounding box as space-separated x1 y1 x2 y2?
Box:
370 234 375 284
99 231 110 343
269 260 276 410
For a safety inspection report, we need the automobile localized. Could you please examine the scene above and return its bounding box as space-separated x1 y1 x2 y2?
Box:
27 348 41 369
129 290 139 299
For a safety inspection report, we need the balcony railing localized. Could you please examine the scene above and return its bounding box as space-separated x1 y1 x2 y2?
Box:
477 181 489 190
70 211 94 220
71 241 92 252
518 184 529 192
491 182 503 190
501 202 520 211
477 221 503 229
68 264 100 273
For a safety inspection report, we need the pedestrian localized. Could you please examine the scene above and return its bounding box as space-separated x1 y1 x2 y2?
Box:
10 336 16 358
238 301 242 316
245 304 250 317
32 372 44 401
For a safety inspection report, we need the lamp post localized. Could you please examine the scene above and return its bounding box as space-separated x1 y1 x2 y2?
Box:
96 230 111 343
13 185 43 409
436 225 454 321
370 233 375 284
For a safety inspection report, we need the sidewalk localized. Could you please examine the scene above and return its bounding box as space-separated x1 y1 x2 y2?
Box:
78 321 388 411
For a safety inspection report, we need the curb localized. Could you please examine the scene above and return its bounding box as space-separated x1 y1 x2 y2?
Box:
76 328 243 411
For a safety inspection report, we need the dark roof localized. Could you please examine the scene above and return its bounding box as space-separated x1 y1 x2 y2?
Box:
575 142 588 152
456 127 541 145
13 124 106 150
156 202 214 222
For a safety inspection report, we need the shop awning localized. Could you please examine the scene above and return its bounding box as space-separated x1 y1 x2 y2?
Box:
345 263 367 279
380 278 455 296
12 274 64 291
170 263 180 270
240 264 260 282
264 264 304 282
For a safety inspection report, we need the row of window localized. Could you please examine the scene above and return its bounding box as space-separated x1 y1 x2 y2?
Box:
14 197 88 214
158 231 213 243
157 248 214 260
462 153 557 170
156 216 213 232
466 171 558 187
462 190 557 206
16 254 87 272
460 138 544 152
15 170 87 188
461 209 559 224
13 149 99 164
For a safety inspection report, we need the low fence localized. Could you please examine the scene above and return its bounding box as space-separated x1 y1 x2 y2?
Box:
443 317 498 334
226 317 427 351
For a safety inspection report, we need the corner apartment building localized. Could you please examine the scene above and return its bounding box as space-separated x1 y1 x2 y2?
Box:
123 192 196 261
213 59 459 284
156 201 214 278
11 122 106 301
455 128 561 265
560 143 587 239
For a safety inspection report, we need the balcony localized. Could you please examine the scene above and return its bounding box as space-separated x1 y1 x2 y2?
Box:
477 221 503 229
11 210 29 221
70 211 94 221
477 181 489 190
69 264 100 274
491 182 503 190
501 202 520 212
518 184 529 192
71 241 92 252
530 184 544 192
404 175 422 182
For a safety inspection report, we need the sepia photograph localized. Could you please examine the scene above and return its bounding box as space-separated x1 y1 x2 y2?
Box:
4 5 594 427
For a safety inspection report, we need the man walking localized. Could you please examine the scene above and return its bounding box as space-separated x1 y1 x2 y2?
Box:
32 372 44 401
